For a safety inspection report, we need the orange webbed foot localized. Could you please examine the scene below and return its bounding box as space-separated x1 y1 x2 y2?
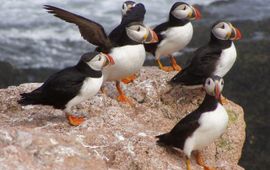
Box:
195 151 216 170
170 55 182 71
67 114 86 126
122 74 136 84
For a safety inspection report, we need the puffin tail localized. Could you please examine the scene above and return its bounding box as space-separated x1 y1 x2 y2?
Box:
169 70 186 85
156 133 172 146
18 91 43 106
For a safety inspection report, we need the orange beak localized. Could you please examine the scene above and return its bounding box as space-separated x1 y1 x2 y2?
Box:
234 27 242 40
105 54 115 65
144 28 159 44
193 7 202 20
215 83 221 102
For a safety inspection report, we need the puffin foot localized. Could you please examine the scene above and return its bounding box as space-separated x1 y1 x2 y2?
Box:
122 74 136 84
66 114 86 126
186 158 192 170
195 151 216 170
156 59 174 72
221 95 229 105
170 55 182 71
117 94 133 105
116 81 133 106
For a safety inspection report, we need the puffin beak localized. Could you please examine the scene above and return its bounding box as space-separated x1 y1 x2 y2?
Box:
230 26 242 40
214 82 221 102
143 28 159 44
190 6 202 20
104 53 115 66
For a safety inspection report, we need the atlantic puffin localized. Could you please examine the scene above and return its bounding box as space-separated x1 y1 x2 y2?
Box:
18 52 114 126
170 21 242 86
109 1 145 84
144 2 201 72
44 5 158 104
157 75 228 170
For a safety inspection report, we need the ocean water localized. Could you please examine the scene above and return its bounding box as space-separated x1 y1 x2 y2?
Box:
0 0 268 68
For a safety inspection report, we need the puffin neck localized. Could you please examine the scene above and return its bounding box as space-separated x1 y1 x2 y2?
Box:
75 61 102 78
169 15 190 27
198 94 219 112
209 33 232 50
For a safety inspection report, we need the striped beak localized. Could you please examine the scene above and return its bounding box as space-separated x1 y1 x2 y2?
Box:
215 82 221 102
104 53 115 66
143 28 159 44
189 6 202 20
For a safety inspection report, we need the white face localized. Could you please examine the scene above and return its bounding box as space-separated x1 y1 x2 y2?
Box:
172 4 193 20
87 53 108 71
212 22 234 40
121 1 136 16
204 77 224 96
126 24 149 43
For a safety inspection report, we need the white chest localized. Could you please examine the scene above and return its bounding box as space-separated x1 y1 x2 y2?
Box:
102 45 146 81
214 43 237 77
156 22 193 58
183 103 228 156
65 76 103 111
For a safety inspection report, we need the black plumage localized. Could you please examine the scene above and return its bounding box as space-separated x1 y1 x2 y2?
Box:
144 2 190 55
18 52 102 109
156 94 218 149
44 4 146 52
170 34 232 86
109 3 146 46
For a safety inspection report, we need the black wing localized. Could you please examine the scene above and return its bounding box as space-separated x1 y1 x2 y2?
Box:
44 5 112 53
18 67 86 109
109 3 146 45
156 110 201 149
170 45 222 85
144 22 170 55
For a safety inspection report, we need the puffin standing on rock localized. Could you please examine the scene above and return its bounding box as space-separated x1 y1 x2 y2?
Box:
18 52 114 126
157 76 228 170
171 21 242 86
145 2 201 72
44 5 158 105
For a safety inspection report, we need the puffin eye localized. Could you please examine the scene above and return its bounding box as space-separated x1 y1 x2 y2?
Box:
98 56 102 61
183 6 187 10
221 24 225 29
207 79 211 85
137 26 141 32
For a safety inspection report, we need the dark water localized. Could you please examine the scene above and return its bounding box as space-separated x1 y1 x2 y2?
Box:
0 0 269 169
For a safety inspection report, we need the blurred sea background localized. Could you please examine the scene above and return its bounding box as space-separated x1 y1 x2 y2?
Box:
0 0 269 169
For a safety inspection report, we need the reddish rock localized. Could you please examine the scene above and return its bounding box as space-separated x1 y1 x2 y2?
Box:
0 67 246 170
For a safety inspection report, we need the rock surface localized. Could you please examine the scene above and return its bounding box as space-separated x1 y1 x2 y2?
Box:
0 67 246 170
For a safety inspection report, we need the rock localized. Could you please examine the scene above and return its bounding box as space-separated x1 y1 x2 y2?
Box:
0 67 246 170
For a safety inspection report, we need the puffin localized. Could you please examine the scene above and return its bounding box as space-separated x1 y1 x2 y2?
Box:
44 5 158 104
156 75 228 170
170 21 242 86
108 1 145 84
18 52 114 126
144 2 201 72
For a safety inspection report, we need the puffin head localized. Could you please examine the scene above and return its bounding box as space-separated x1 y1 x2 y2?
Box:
170 2 201 21
81 52 114 71
204 75 224 102
126 22 159 44
122 1 137 16
211 21 242 41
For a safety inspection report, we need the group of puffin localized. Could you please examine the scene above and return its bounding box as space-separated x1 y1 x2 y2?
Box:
18 1 242 170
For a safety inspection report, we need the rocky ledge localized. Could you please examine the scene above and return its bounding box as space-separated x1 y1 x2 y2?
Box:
0 67 245 170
